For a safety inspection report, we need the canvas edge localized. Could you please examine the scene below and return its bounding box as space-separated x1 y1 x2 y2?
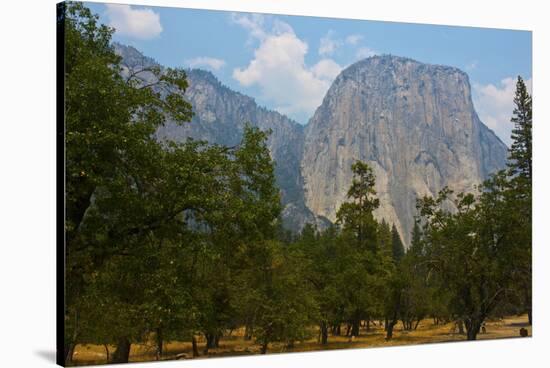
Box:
56 1 66 366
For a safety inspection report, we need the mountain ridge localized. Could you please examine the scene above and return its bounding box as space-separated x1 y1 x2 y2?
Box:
113 43 330 232
114 43 508 244
302 54 508 243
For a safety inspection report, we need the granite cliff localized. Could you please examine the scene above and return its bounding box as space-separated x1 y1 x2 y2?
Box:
115 44 329 232
301 55 508 244
115 44 508 244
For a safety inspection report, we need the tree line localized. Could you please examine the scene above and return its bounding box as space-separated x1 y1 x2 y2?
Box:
62 3 532 364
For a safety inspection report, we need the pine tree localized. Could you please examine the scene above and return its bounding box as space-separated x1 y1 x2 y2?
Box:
336 161 380 252
377 220 393 258
506 76 532 325
391 224 405 262
508 76 532 180
409 221 423 257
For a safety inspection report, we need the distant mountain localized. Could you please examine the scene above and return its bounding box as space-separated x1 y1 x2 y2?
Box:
301 55 508 244
114 43 330 232
114 44 508 244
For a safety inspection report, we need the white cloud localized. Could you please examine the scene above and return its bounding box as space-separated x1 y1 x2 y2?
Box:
319 30 379 62
356 46 378 59
312 59 342 81
345 34 363 45
319 30 342 56
230 13 266 42
232 15 342 122
473 77 532 146
272 19 294 36
186 57 226 71
105 4 162 40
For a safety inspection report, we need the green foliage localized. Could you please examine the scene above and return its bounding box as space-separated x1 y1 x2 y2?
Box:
244 240 318 352
391 224 405 263
416 167 531 338
63 2 532 358
329 162 393 337
336 161 380 252
508 76 532 181
62 2 289 360
377 220 393 258
506 76 532 323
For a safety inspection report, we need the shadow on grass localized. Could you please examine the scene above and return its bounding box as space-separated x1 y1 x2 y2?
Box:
508 321 530 327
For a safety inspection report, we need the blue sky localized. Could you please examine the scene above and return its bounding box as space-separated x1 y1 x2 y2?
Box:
86 2 532 146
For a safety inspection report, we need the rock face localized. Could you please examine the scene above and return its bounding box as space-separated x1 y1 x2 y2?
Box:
115 44 329 232
115 44 508 244
301 55 508 244
159 69 331 231
158 69 305 204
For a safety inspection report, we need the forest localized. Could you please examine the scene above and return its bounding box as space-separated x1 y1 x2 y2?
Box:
61 3 532 365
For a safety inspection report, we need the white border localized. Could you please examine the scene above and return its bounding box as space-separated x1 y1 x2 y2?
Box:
1 1 548 367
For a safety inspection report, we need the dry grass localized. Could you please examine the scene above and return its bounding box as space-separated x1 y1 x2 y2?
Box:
71 314 531 365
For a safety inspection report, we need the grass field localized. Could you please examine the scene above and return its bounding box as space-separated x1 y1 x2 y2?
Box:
70 314 531 365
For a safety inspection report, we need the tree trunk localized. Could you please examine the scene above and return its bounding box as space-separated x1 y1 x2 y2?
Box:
386 292 401 340
366 319 370 332
104 344 110 363
331 323 341 336
156 328 163 360
204 333 211 353
191 336 199 358
112 337 131 364
414 318 421 330
203 332 220 354
65 309 79 365
466 328 478 340
244 324 253 340
386 320 396 340
524 287 532 325
465 319 481 341
66 183 94 245
351 315 360 337
65 343 75 365
260 339 269 354
320 322 328 345
458 320 465 334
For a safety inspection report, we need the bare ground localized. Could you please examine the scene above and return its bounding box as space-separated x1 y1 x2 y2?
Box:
71 314 531 365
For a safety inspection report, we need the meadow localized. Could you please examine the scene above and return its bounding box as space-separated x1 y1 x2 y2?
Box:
70 314 531 365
